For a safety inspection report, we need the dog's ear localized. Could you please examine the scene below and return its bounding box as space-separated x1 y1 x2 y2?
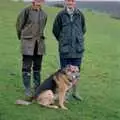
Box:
60 68 67 74
65 64 71 71
75 66 79 72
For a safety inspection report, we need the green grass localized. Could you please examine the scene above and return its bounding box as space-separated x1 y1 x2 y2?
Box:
0 0 120 120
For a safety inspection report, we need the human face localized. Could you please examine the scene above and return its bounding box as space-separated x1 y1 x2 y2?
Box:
32 0 44 9
65 0 76 9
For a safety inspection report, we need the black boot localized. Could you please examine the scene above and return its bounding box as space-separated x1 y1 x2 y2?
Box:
22 72 32 99
33 71 41 92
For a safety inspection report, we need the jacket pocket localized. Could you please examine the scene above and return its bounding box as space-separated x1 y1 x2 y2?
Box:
76 38 84 53
21 24 32 39
60 44 69 54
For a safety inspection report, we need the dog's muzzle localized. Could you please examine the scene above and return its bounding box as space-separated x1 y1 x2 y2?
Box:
67 72 80 86
64 65 80 85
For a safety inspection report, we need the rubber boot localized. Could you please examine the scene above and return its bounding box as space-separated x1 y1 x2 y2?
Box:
72 84 83 101
33 71 41 93
22 72 32 101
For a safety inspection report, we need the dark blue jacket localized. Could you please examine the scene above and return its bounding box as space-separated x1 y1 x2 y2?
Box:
53 8 86 58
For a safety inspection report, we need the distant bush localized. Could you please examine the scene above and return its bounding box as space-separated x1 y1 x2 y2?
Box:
52 3 64 8
111 15 120 20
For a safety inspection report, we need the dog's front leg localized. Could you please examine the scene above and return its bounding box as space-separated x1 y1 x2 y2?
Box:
58 89 68 110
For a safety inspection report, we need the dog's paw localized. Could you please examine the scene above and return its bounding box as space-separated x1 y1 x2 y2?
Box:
52 105 59 109
61 106 68 110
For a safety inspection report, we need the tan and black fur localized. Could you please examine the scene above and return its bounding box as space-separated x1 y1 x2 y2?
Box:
36 66 79 109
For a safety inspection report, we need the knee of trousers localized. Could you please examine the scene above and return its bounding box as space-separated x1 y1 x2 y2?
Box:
22 63 32 72
33 66 41 72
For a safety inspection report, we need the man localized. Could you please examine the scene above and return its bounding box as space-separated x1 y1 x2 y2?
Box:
52 0 86 101
16 0 47 100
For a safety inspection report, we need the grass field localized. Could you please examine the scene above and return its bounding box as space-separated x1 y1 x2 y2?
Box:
0 0 120 120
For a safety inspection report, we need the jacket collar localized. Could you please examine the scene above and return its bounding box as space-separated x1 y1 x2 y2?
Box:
63 7 80 16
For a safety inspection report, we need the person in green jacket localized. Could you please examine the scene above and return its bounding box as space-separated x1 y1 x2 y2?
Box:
16 0 47 100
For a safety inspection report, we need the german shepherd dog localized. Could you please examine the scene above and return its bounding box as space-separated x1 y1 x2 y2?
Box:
35 65 80 109
16 65 79 109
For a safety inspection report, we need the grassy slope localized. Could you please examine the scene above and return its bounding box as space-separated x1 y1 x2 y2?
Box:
0 0 120 120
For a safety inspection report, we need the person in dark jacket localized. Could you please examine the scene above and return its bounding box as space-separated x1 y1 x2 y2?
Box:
16 0 47 100
52 0 86 101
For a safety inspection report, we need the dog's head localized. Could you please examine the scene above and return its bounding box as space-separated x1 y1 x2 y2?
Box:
62 65 80 85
